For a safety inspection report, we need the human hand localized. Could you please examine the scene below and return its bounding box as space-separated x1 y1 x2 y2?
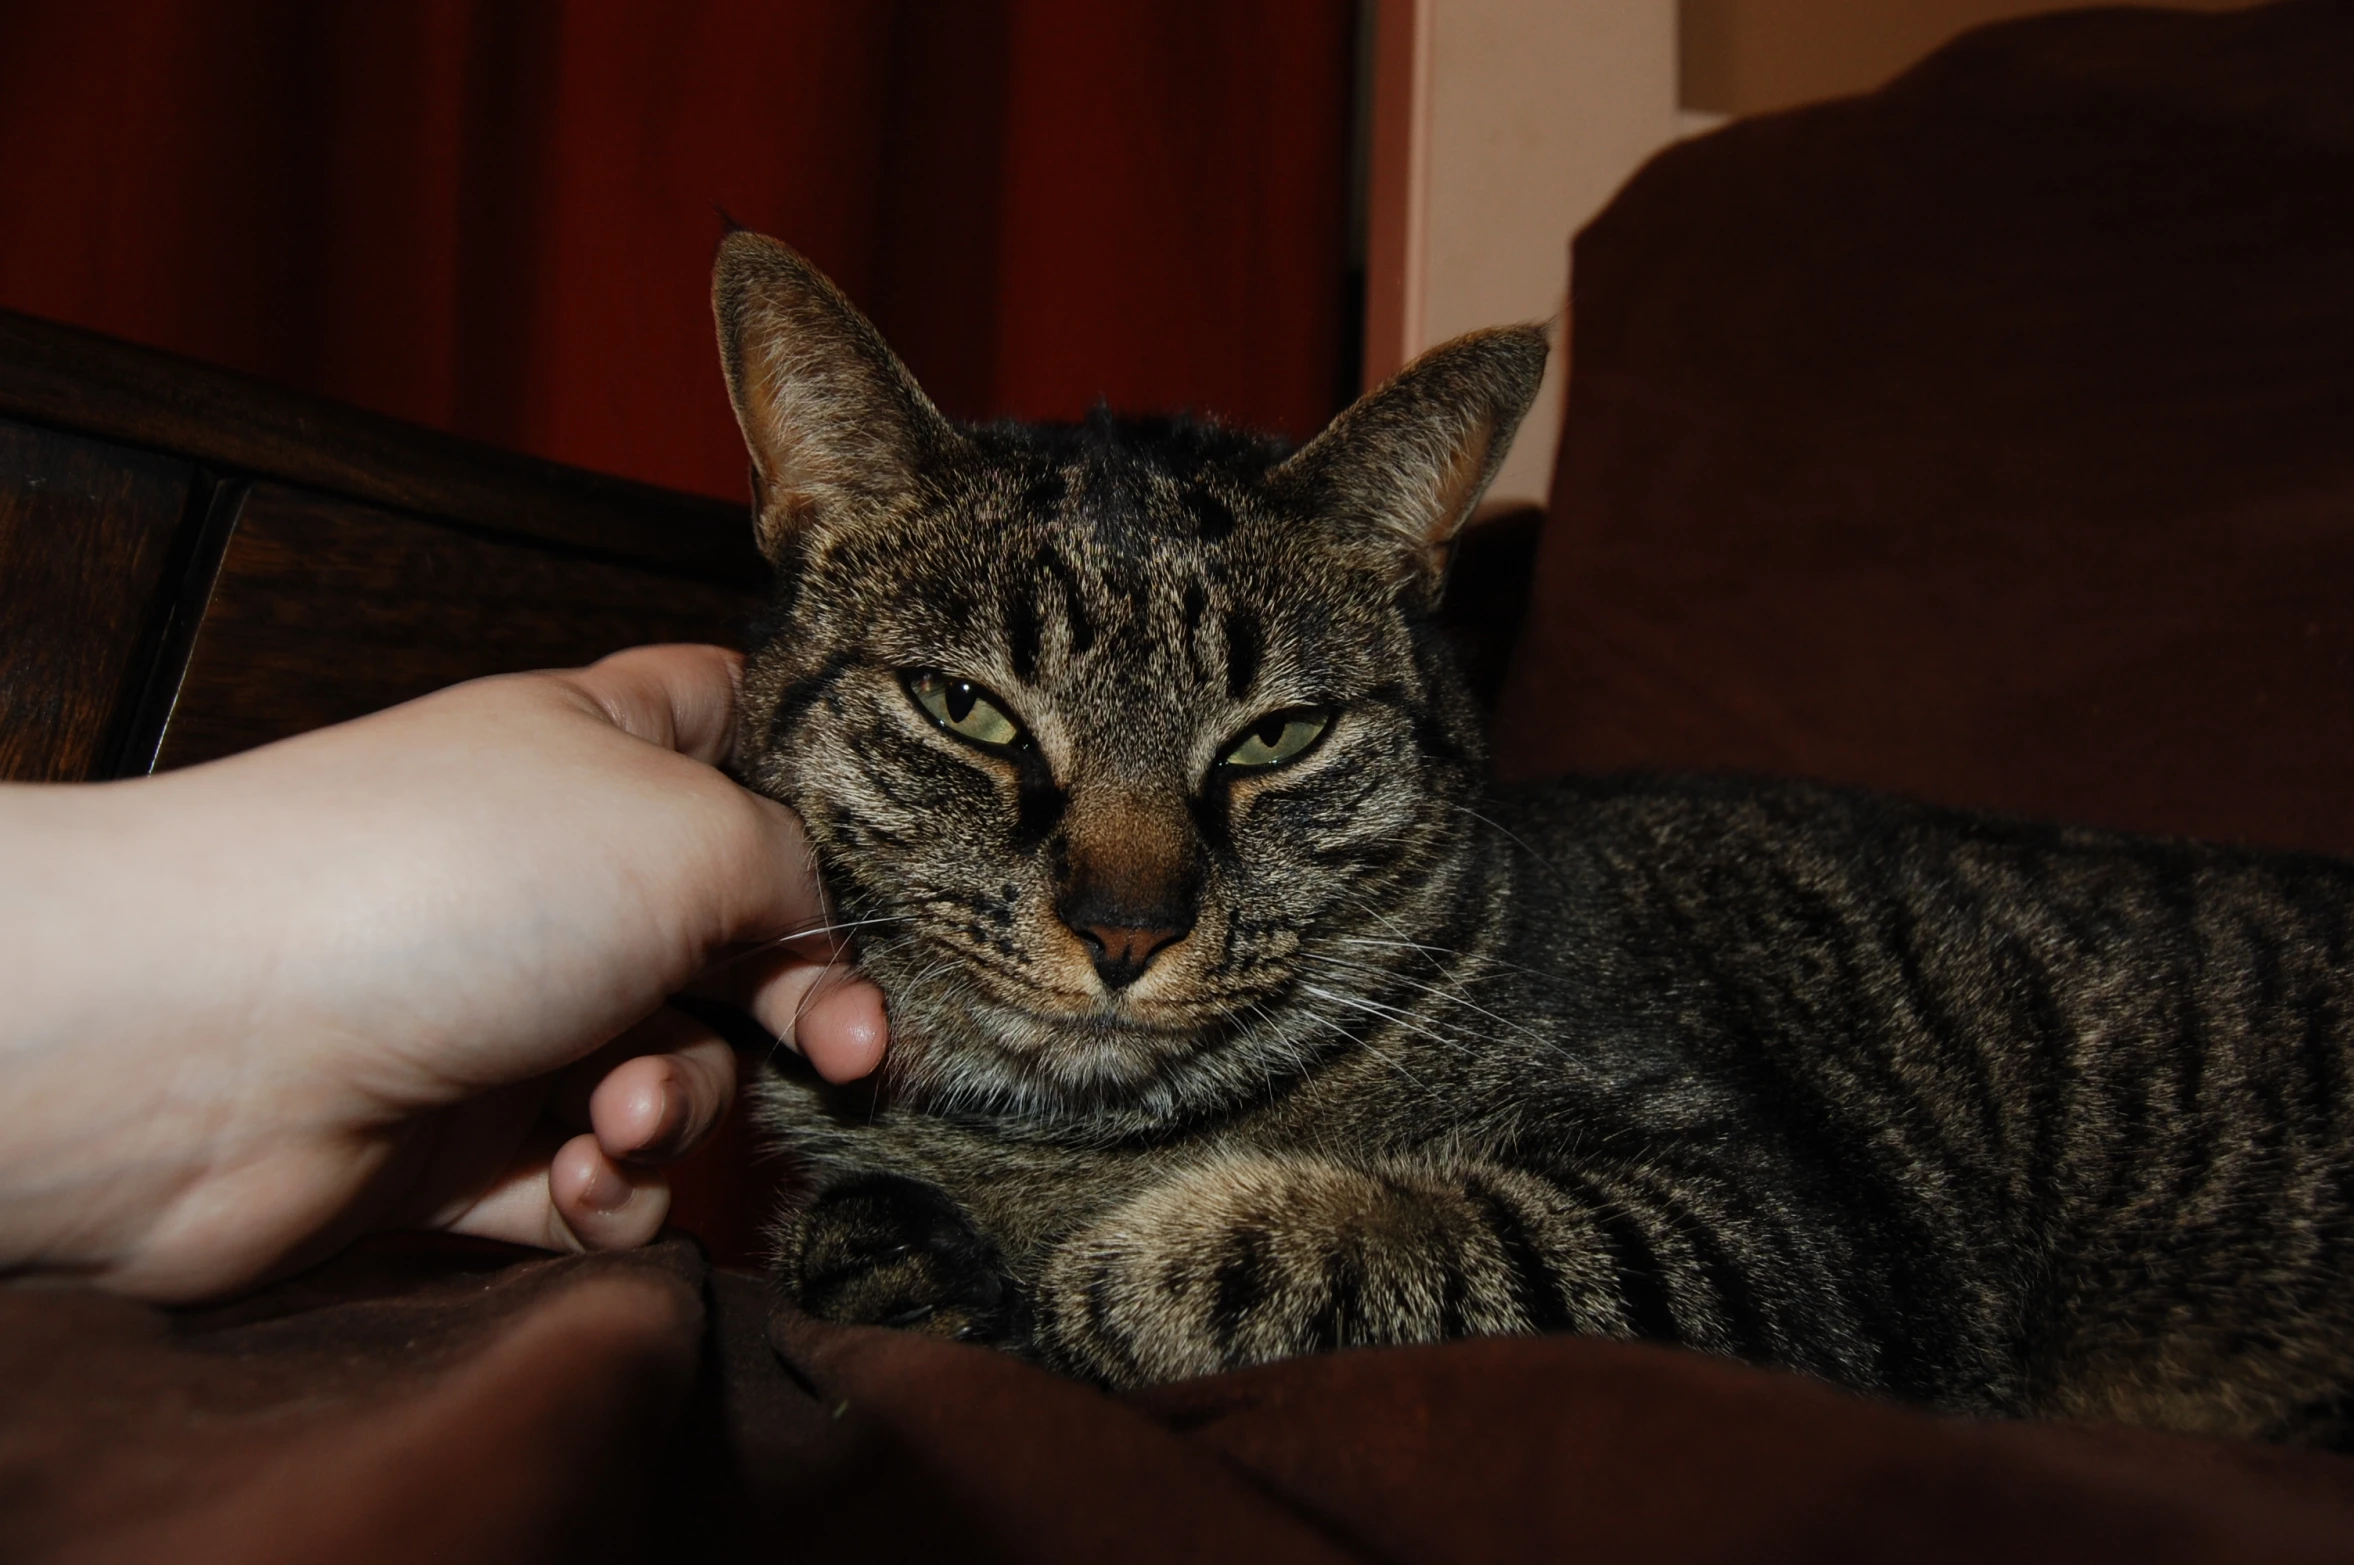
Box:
0 645 886 1300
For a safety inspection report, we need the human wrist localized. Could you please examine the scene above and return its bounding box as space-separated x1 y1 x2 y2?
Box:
0 778 287 1288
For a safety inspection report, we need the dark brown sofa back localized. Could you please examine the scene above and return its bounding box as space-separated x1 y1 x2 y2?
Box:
1492 0 2354 858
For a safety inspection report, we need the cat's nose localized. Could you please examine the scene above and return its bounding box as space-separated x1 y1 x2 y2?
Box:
1054 793 1199 990
1076 922 1190 990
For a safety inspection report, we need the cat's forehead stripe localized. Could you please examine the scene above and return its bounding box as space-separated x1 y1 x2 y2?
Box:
1004 573 1042 685
1223 609 1260 701
976 520 1321 722
1049 552 1096 654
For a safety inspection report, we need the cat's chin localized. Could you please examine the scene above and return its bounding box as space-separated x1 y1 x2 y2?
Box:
878 979 1263 1120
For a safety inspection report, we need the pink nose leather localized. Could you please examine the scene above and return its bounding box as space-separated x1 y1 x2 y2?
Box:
1081 923 1186 985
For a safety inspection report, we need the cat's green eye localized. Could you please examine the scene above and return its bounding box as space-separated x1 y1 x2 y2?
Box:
907 670 1027 750
1221 708 1331 771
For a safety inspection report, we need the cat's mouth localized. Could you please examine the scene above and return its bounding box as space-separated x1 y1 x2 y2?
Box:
971 967 1241 1038
861 935 1283 1109
878 921 1256 1028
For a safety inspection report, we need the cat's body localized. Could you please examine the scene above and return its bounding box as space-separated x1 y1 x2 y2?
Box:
714 231 2354 1441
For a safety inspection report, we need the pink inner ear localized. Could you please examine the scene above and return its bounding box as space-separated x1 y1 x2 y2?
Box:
1422 410 1501 558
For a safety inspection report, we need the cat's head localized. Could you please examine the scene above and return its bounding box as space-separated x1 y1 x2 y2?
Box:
715 232 1544 1123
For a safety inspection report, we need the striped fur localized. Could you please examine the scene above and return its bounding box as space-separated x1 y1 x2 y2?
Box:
717 234 2354 1441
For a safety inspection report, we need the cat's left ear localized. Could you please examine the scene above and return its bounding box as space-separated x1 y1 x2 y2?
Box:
1273 325 1548 606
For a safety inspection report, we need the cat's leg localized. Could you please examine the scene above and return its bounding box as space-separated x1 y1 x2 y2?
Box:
1035 1153 1637 1387
779 1172 1030 1347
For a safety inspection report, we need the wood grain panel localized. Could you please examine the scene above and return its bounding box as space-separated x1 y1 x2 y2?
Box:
0 417 194 781
0 308 764 587
153 483 763 771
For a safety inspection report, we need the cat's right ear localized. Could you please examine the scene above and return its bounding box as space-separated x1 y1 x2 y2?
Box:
712 232 958 563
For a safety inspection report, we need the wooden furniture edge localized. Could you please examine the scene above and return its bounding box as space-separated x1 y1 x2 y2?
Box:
0 307 765 585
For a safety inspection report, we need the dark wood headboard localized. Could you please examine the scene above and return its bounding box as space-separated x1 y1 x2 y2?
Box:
0 307 768 783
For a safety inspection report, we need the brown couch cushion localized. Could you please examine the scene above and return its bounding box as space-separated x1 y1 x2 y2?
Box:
1491 0 2354 857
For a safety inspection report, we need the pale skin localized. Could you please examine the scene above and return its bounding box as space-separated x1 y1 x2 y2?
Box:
0 644 887 1302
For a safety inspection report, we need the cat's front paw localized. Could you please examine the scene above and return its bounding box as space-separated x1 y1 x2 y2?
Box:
1037 1156 1556 1387
780 1173 1029 1347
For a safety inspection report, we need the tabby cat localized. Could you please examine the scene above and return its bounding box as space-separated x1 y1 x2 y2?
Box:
715 230 2354 1442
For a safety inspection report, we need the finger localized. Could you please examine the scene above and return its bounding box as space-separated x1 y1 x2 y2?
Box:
549 1132 672 1250
547 1005 727 1132
434 1157 577 1251
433 1130 673 1253
688 938 845 1013
422 1125 592 1254
688 924 850 996
768 968 890 1085
694 943 889 1083
587 1034 737 1164
700 788 838 962
559 643 745 764
557 647 850 966
550 644 855 1001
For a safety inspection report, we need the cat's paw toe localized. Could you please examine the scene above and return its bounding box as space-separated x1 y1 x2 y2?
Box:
783 1173 1028 1346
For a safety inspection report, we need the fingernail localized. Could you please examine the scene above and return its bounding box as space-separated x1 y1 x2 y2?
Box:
581 1161 634 1213
637 1091 691 1161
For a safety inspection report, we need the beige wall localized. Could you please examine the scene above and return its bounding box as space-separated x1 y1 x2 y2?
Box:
1364 0 1676 508
1364 0 2263 509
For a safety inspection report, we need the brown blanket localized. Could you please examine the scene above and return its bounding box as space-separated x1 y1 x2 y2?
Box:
11 3 2354 1559
8 1236 2354 1564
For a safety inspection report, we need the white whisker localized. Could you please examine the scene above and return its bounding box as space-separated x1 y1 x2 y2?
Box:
1298 951 1561 1053
1289 1003 1439 1095
1299 981 1483 1064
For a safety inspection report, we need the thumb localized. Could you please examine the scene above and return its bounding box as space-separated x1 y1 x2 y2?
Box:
555 643 747 766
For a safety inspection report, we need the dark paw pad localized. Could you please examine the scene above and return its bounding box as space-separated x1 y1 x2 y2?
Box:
786 1174 1027 1346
